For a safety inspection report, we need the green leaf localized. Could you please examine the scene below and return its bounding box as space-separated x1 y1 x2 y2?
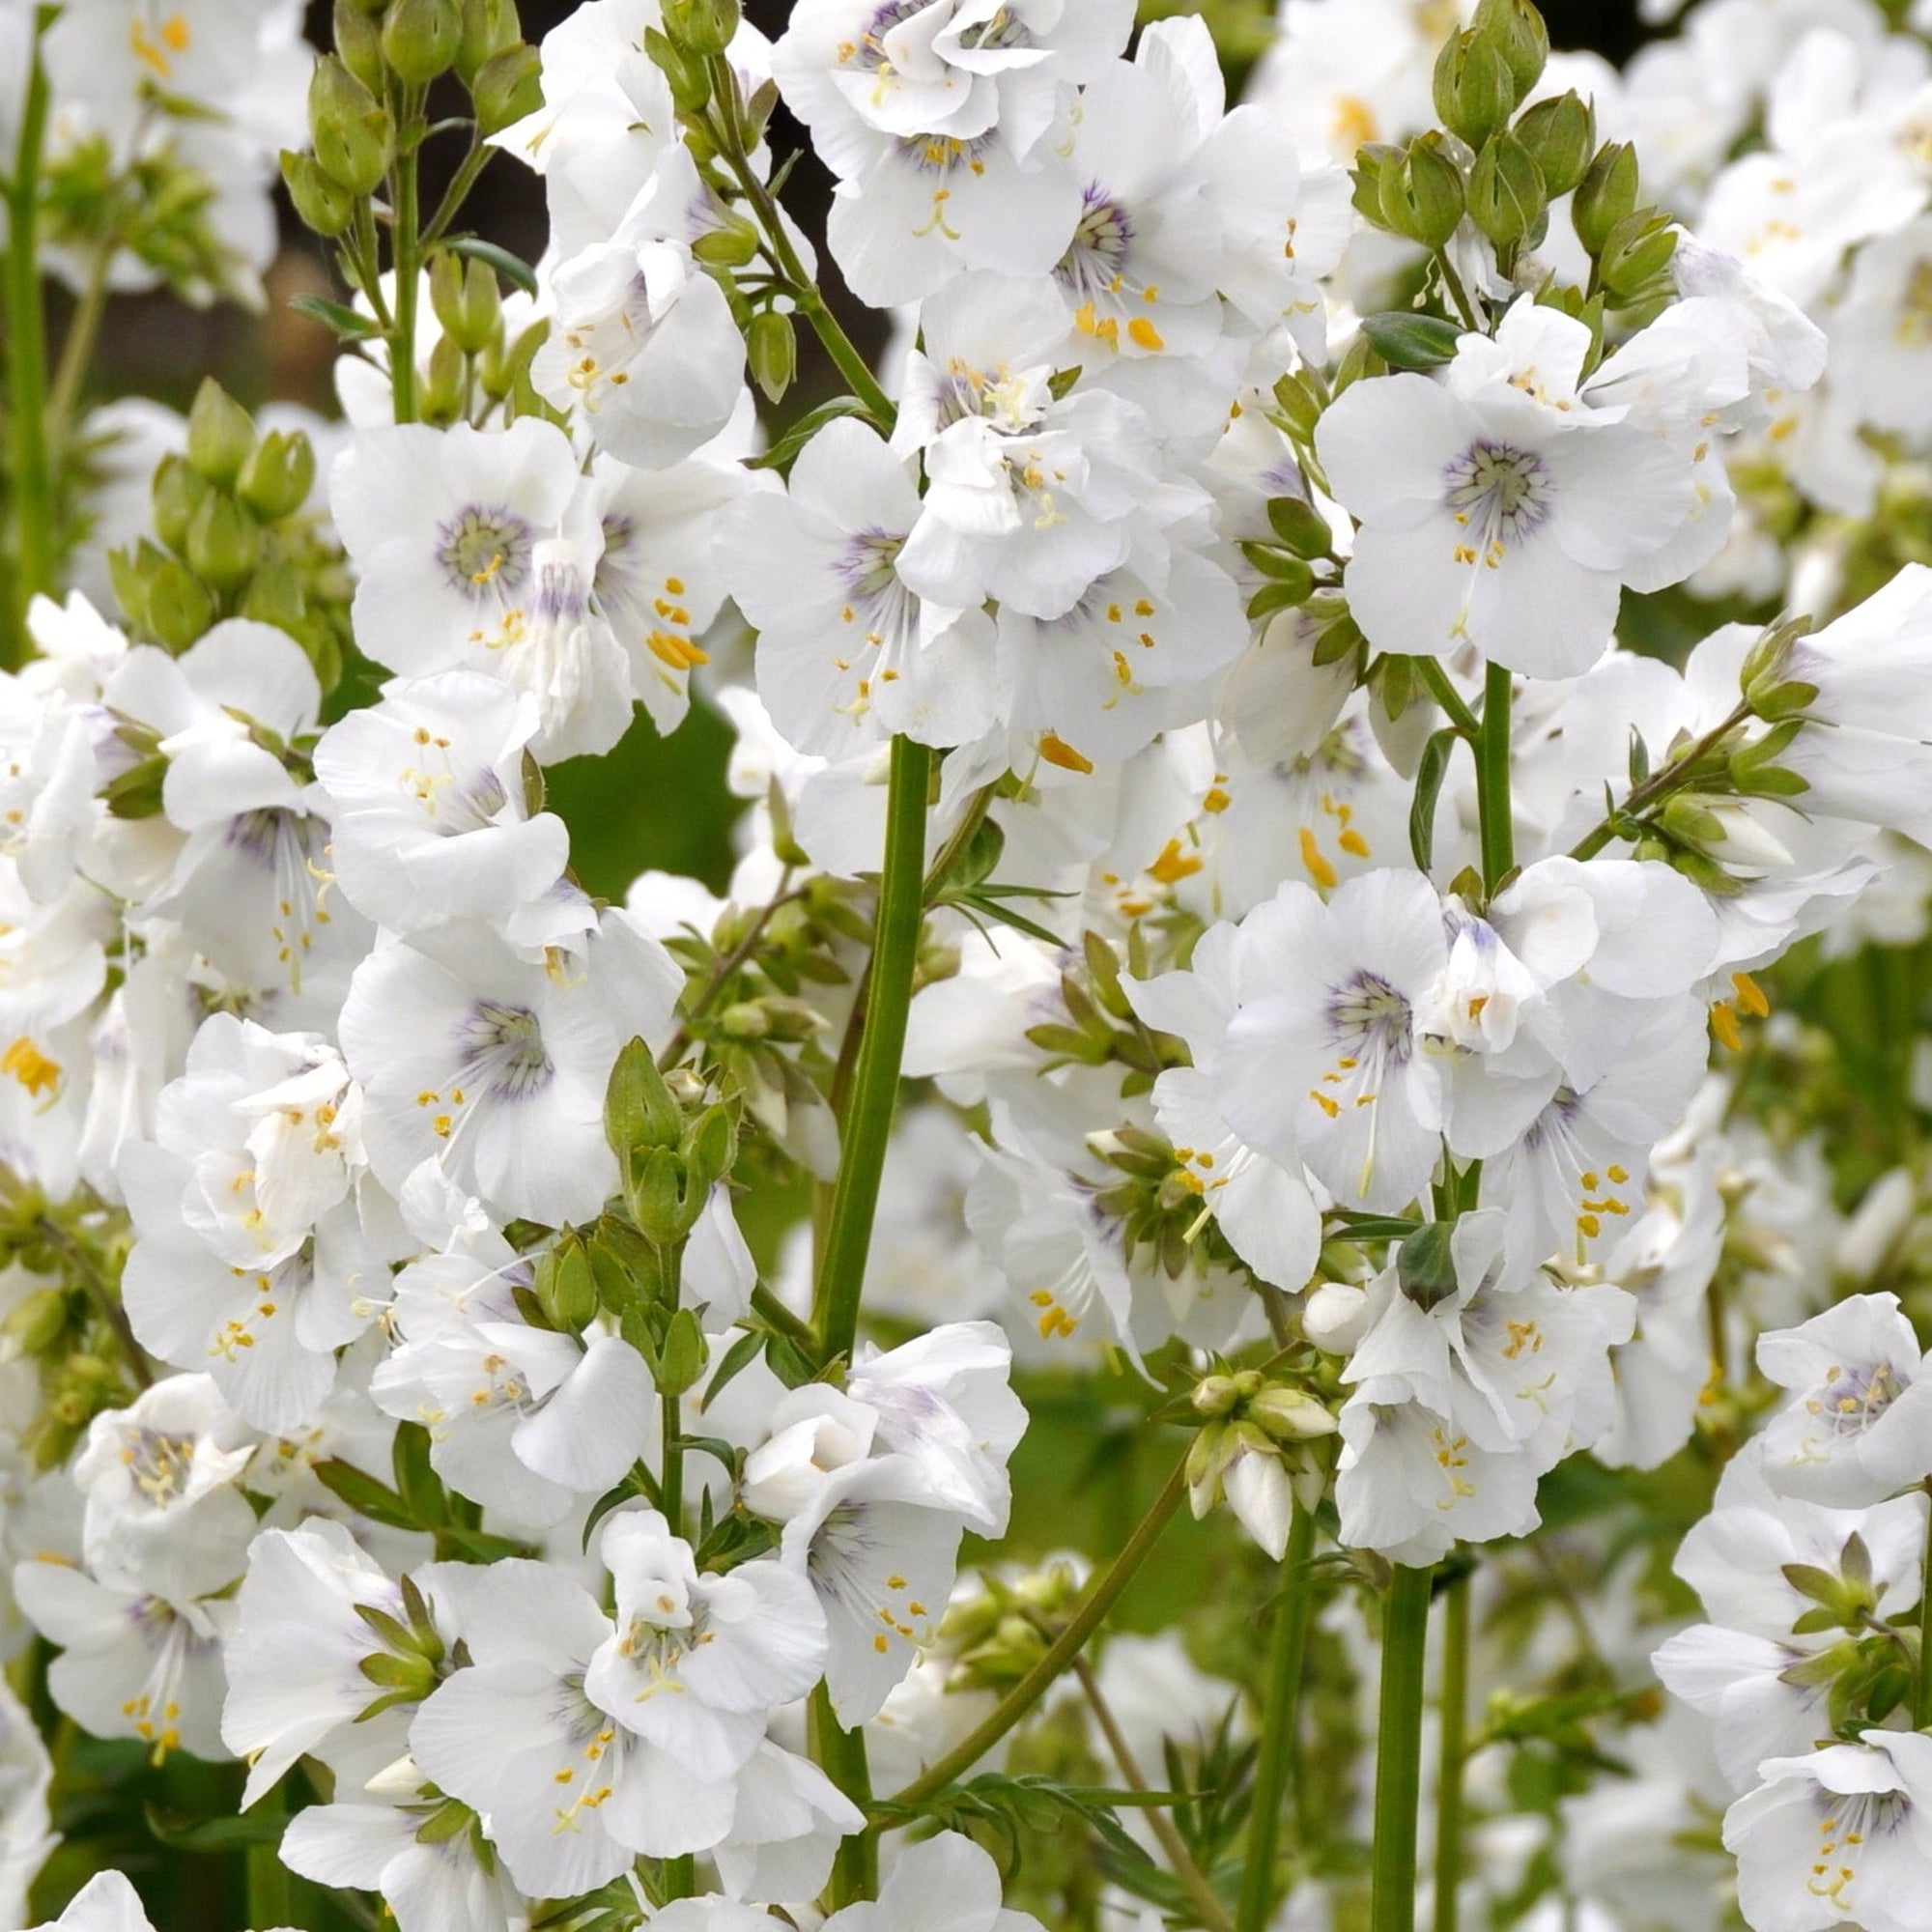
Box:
289 293 381 338
1359 309 1464 369
700 1326 767 1412
145 1804 288 1851
313 1457 418 1531
582 1467 660 1551
1409 726 1458 873
392 1420 444 1524
745 396 885 475
446 236 538 296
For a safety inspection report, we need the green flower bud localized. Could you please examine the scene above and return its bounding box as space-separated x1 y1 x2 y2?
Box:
185 378 257 490
1350 144 1402 226
1396 1219 1460 1311
692 219 762 269
422 334 468 425
334 0 387 94
663 0 742 57
237 430 317 523
431 252 502 355
185 493 264 594
3 1286 68 1357
644 25 712 113
1380 130 1465 249
682 1103 735 1187
382 0 463 85
535 1238 600 1334
606 1037 684 1156
1513 91 1595 199
1596 212 1676 298
457 0 519 85
309 56 393 197
280 150 355 239
146 556 216 651
152 452 211 554
470 42 544 135
747 309 795 404
1471 0 1548 104
1466 131 1546 246
1572 142 1639 257
1432 31 1515 152
630 1146 704 1244
1249 1384 1340 1442
1658 793 1729 849
1190 1373 1244 1419
655 1308 709 1398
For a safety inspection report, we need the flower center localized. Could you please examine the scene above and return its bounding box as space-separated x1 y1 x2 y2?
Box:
1809 1358 1903 1435
456 1000 553 1101
438 506 534 602
1442 440 1550 566
126 1429 197 1506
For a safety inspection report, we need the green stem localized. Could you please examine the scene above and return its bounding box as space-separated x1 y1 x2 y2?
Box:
1075 1654 1233 1932
813 1682 877 1906
1477 662 1514 892
5 9 56 653
663 1854 696 1902
1371 1565 1434 1932
420 131 492 248
811 733 931 1367
1567 698 1752 862
245 1786 292 1928
1917 1482 1932 1730
1434 251 1480 333
887 1454 1190 1814
389 89 425 423
1236 1507 1318 1932
1415 659 1481 742
46 238 114 443
1432 1567 1469 1932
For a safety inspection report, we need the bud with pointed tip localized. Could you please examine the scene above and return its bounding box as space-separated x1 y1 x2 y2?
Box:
1433 31 1514 151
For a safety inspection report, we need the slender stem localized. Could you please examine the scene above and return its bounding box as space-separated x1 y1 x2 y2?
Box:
46 239 115 440
813 1682 877 1906
5 10 56 652
1236 1507 1318 1932
662 1855 696 1902
1434 251 1480 332
350 200 396 331
1074 1654 1234 1932
1477 662 1514 893
656 875 802 1072
888 1454 1190 1814
1415 659 1480 742
750 1281 818 1351
812 734 931 1367
36 1216 152 1388
1917 1482 1932 1730
1568 698 1753 862
705 58 895 426
245 1786 291 1928
420 131 492 249
1431 1567 1470 1932
389 88 425 423
1371 1565 1434 1932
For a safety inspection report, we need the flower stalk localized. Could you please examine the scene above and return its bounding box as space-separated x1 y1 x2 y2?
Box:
1371 1565 1435 1932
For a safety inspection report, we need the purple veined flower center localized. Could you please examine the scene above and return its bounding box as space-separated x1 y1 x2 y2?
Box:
1324 969 1412 1064
1804 1783 1909 1913
1442 440 1551 558
456 999 554 1101
950 3 1034 54
1808 1356 1904 1435
854 0 940 71
437 505 534 603
836 529 921 668
126 1428 197 1506
399 726 511 833
1057 187 1137 305
805 1502 933 1645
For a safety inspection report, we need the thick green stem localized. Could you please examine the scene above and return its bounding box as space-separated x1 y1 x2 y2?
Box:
5 11 56 654
888 1455 1190 1814
1477 662 1514 892
811 733 931 1367
1236 1507 1319 1932
389 89 425 424
663 1854 696 1902
1917 1482 1932 1731
813 1683 877 1906
1371 1566 1434 1932
1431 1567 1470 1932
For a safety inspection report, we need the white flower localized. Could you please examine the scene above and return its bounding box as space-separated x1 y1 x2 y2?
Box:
1724 1734 1932 1932
71 1375 257 1603
338 909 680 1228
1755 1292 1932 1505
724 415 996 757
1218 869 1449 1216
313 670 571 933
279 1797 522 1932
820 1827 1048 1932
1317 305 1705 678
583 1511 827 1775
